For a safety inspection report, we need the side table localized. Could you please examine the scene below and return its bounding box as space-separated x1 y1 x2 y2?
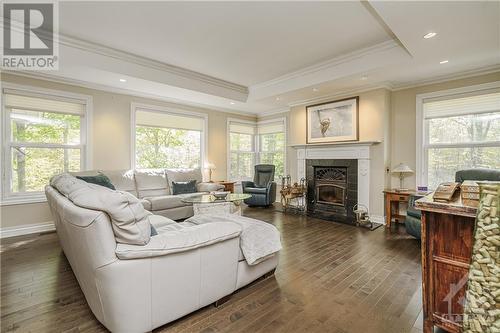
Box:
217 181 236 193
383 189 415 229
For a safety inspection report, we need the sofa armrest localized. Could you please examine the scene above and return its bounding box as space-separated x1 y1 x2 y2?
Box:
197 182 225 192
266 181 277 204
115 222 241 259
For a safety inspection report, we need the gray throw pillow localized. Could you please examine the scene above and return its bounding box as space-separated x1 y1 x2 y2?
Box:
171 180 197 195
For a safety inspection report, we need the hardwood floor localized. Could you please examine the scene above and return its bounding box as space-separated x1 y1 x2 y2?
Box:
1 206 431 333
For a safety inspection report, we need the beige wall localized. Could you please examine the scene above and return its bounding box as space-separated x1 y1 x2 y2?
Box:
284 88 392 217
2 71 499 231
390 71 500 189
0 74 256 229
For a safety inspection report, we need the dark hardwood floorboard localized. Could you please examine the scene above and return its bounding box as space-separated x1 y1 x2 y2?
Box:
1 205 432 333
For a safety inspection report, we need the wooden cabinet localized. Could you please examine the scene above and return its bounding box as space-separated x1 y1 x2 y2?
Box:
416 195 477 333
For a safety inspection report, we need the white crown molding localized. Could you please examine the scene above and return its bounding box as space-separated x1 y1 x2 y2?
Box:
2 71 259 117
287 83 393 107
58 34 248 96
251 40 400 91
390 64 500 91
257 107 290 118
0 221 55 239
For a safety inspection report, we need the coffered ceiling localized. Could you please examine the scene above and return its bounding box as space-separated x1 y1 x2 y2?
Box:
6 1 500 114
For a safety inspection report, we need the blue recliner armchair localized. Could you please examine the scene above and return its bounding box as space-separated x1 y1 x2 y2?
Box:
242 164 277 207
405 168 500 239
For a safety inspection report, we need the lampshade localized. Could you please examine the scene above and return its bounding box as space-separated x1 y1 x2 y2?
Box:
205 162 216 170
391 163 413 174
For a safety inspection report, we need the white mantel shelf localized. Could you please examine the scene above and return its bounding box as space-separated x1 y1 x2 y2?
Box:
289 141 381 149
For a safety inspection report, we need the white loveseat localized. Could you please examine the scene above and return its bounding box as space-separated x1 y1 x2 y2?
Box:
45 174 279 333
74 168 224 220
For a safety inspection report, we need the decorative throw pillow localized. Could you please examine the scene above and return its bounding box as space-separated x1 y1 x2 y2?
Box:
76 174 116 190
171 180 197 195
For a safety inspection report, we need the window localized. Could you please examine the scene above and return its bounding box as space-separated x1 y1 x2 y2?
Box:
132 105 206 169
1 85 91 203
228 118 286 181
228 121 256 180
417 84 500 189
258 120 286 178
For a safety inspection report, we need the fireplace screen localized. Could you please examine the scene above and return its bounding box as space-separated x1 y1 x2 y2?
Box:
317 184 346 206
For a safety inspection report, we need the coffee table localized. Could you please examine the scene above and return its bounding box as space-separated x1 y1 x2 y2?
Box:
181 193 251 216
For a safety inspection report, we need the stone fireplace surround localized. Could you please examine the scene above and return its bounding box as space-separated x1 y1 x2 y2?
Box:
294 143 374 223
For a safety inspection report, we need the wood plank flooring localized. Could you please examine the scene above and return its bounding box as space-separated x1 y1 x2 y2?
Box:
1 206 433 332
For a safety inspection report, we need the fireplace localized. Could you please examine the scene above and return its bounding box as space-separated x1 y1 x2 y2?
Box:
306 159 358 224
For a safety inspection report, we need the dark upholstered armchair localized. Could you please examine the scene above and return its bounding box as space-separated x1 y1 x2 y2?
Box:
242 164 277 207
405 168 500 239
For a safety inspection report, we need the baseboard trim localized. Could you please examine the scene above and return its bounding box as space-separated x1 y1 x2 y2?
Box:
371 215 385 225
0 221 55 239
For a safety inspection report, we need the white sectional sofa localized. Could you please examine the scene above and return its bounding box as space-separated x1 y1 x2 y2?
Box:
45 173 279 333
74 168 224 220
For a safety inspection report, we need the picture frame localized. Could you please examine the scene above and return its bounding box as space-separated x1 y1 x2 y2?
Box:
306 96 359 144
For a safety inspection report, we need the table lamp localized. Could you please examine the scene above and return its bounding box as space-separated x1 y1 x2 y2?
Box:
392 163 413 191
205 162 216 182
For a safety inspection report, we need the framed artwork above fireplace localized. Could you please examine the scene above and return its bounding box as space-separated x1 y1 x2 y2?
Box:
306 96 359 144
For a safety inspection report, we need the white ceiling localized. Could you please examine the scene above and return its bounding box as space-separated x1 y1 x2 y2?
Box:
9 1 500 115
59 1 390 86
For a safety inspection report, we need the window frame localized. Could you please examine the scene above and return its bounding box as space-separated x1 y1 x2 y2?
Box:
257 118 287 179
1 83 93 205
227 118 257 181
130 102 208 170
416 81 500 188
227 117 287 182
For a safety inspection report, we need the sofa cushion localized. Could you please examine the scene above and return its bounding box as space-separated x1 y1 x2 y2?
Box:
76 174 116 190
171 180 197 195
144 193 199 211
50 173 151 245
115 222 241 259
134 169 170 198
166 168 202 192
100 170 137 197
243 187 267 195
197 182 225 192
140 198 152 211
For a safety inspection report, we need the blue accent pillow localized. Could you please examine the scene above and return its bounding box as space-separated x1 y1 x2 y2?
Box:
171 180 197 195
76 174 116 190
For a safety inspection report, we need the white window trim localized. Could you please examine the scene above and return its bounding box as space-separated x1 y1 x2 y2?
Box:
415 80 500 187
1 82 93 206
227 118 257 182
227 117 287 182
130 102 208 170
257 117 287 178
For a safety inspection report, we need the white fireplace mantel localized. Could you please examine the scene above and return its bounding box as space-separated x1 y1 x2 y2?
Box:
293 142 377 212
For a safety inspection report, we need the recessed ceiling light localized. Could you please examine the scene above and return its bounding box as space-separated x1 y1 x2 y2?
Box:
276 97 281 101
119 78 127 82
361 76 368 80
312 88 319 92
230 102 235 105
423 32 437 39
439 60 449 64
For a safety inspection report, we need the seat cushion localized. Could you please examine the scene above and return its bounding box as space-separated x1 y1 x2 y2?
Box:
135 169 169 198
144 193 199 211
244 187 267 195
